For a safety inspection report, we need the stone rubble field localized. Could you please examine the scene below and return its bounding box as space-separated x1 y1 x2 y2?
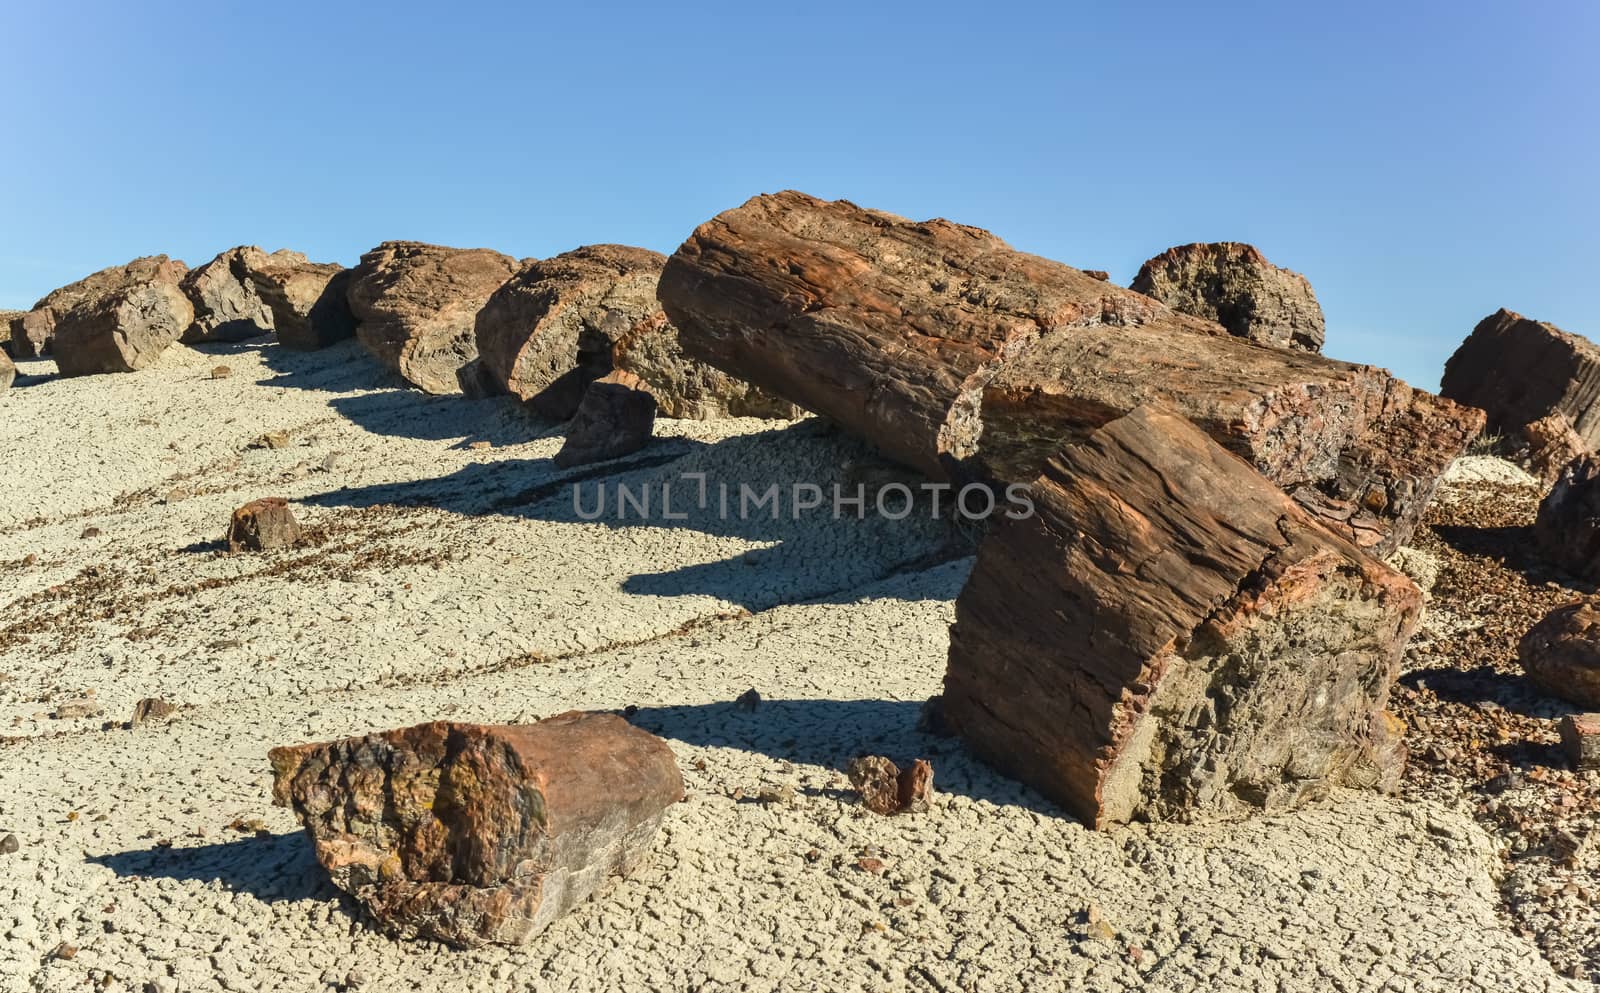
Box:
0 343 1581 993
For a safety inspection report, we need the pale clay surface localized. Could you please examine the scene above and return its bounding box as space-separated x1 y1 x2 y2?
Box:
0 341 1581 992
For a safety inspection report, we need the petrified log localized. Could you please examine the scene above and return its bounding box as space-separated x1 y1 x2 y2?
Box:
1131 242 1325 352
180 246 278 343
942 406 1423 828
1442 309 1600 447
659 191 1225 480
0 347 13 392
1535 454 1600 581
659 192 1479 554
555 370 657 468
476 244 797 420
269 712 684 947
1519 599 1600 707
51 256 194 376
347 241 518 395
226 497 302 553
249 254 354 350
979 325 1481 554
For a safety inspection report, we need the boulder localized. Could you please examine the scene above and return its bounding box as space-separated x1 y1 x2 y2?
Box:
1441 309 1600 447
14 256 190 365
659 191 1480 555
942 405 1423 828
49 256 193 376
1130 242 1325 352
347 241 517 394
180 246 278 343
555 370 657 468
1535 454 1600 581
248 254 354 350
476 244 796 420
1519 600 1600 707
0 347 13 393
269 712 684 947
1520 413 1588 486
227 497 302 553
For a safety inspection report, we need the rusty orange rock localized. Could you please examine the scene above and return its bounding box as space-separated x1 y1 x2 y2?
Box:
226 498 301 553
270 712 684 947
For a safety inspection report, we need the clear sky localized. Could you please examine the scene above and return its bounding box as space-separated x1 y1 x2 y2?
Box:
2 1 1595 389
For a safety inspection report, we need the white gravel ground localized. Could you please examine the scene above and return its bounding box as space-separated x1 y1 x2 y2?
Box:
0 342 1584 992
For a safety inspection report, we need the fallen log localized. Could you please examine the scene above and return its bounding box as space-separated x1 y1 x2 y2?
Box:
658 192 1479 554
270 712 683 947
941 406 1422 828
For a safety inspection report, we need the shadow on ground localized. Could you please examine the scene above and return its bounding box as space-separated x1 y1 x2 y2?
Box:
87 831 340 905
628 697 1067 817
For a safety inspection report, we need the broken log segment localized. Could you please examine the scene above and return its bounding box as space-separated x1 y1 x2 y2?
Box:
941 405 1423 829
658 191 1480 555
270 712 684 948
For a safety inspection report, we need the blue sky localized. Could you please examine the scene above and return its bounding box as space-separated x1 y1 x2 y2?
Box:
2 1 1595 389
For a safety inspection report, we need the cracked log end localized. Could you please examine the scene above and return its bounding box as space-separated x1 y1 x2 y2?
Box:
269 712 684 947
942 405 1423 829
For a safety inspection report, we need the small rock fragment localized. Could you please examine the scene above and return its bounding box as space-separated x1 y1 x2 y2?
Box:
131 698 177 726
0 834 18 854
209 365 232 380
1560 713 1600 770
52 697 102 720
258 431 291 450
757 784 795 806
79 527 101 539
227 497 302 553
49 942 77 960
734 688 761 712
468 440 493 451
847 756 934 815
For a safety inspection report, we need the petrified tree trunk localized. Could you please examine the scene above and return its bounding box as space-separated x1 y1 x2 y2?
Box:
0 348 13 392
347 241 519 395
476 244 798 421
270 713 684 947
942 406 1422 828
658 191 1480 555
180 246 278 343
978 324 1483 554
1442 308 1600 447
52 261 195 377
659 191 1223 480
251 259 355 351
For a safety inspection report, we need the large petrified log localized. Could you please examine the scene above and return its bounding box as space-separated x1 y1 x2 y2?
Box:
659 192 1481 555
50 256 194 376
978 324 1482 554
1130 242 1325 352
942 406 1422 828
476 244 797 420
180 246 278 343
11 256 191 362
248 253 355 350
270 712 683 947
1442 309 1600 447
347 241 518 395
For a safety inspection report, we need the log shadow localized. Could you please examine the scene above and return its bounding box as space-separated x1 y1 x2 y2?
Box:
87 832 339 905
1430 522 1587 590
627 697 1070 818
1400 665 1576 720
301 420 966 608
